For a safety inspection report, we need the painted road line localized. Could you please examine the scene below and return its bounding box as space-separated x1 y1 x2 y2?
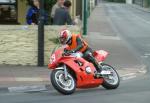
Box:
88 32 121 40
121 75 137 81
141 55 149 58
121 73 136 77
120 73 137 81
138 65 147 74
144 53 150 56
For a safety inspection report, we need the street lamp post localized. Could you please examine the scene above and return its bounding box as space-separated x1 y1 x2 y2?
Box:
38 0 44 66
83 0 88 35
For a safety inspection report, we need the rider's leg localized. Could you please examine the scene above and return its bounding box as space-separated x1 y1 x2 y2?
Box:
88 53 102 72
83 49 102 72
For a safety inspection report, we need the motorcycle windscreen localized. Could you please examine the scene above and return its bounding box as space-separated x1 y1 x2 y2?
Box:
48 47 64 69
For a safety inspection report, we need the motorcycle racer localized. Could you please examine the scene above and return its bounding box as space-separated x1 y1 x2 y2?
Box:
59 29 102 73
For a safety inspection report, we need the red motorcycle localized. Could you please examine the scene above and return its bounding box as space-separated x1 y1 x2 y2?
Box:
48 45 120 95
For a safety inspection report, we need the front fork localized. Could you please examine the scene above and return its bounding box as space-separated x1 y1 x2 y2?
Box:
63 65 68 80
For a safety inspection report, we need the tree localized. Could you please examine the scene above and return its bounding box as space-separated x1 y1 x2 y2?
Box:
45 0 57 12
27 0 57 12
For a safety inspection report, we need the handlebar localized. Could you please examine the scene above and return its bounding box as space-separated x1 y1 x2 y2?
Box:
62 50 75 56
62 51 83 58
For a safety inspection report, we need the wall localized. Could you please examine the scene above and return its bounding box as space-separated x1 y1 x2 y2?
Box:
0 25 81 66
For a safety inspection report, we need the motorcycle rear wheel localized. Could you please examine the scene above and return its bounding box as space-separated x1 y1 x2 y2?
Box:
101 64 120 89
51 69 76 95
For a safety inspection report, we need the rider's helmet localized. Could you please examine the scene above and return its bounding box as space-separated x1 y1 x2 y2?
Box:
59 29 72 44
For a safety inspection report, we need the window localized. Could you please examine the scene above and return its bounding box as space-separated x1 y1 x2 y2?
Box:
0 0 17 24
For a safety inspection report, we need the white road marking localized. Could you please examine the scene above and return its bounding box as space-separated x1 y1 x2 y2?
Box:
88 32 121 40
122 75 137 80
144 53 150 56
121 73 136 77
141 53 150 58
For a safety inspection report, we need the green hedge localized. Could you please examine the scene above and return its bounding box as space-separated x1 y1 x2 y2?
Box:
27 0 57 12
45 0 57 24
45 0 57 12
148 0 150 7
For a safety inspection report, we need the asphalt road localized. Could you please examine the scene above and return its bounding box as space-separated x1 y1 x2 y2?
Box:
0 3 150 103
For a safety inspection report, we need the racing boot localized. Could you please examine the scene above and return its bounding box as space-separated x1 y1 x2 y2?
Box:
88 56 103 77
94 62 103 78
88 55 102 72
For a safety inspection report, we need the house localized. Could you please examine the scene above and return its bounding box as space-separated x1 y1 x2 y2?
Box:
0 0 97 25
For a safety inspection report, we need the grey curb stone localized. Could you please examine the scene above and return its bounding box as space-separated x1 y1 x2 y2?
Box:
0 87 9 93
0 85 52 93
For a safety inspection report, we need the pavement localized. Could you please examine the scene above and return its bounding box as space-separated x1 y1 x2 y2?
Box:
0 3 147 93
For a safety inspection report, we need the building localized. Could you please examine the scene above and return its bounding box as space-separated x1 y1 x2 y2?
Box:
0 0 97 25
0 0 83 25
0 0 17 24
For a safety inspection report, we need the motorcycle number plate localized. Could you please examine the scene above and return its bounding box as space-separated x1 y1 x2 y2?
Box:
50 54 56 64
101 71 111 75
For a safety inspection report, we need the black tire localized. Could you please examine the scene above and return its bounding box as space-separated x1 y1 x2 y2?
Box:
101 64 120 89
51 69 76 95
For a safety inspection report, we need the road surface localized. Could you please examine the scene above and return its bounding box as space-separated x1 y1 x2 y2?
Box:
0 3 150 103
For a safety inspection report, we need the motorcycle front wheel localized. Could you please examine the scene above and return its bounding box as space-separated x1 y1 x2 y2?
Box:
51 69 76 95
101 64 120 89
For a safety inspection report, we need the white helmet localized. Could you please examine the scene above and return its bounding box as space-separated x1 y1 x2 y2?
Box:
59 29 72 44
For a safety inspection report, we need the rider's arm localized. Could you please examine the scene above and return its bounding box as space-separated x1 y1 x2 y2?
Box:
65 37 83 53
